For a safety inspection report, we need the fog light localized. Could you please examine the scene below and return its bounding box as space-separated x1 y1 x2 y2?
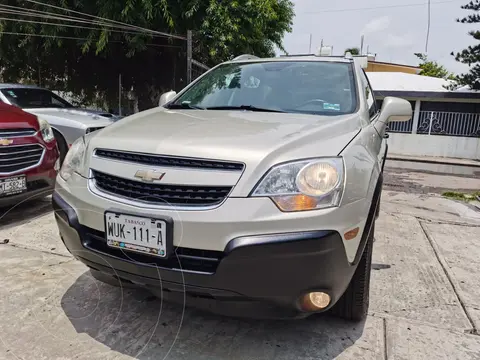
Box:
300 292 331 311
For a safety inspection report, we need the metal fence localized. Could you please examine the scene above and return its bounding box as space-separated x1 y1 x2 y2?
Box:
417 111 480 137
191 59 210 81
387 111 480 138
387 118 413 133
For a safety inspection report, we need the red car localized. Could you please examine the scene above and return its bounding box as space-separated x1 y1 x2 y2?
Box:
0 102 59 208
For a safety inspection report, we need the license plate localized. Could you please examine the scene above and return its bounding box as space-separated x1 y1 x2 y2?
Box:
105 212 168 257
0 176 27 197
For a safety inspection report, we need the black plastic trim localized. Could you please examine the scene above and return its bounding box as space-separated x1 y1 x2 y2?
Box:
381 144 389 173
52 191 80 230
94 148 245 171
352 173 383 265
225 230 334 254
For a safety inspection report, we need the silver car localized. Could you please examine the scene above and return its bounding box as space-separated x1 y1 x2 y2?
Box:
52 54 412 321
0 84 117 163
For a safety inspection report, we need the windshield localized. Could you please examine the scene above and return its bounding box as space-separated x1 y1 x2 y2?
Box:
1 88 74 109
170 61 357 115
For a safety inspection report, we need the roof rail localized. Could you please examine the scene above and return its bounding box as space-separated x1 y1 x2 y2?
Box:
233 54 259 61
279 53 351 60
279 53 316 57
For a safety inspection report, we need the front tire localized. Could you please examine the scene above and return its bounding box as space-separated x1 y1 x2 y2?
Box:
331 223 374 321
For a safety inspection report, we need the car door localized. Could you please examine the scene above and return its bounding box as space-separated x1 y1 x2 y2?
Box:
360 70 387 172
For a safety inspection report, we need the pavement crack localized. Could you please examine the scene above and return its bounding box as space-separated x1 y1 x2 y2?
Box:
5 243 72 259
416 217 480 227
47 258 75 266
418 220 478 335
383 317 388 360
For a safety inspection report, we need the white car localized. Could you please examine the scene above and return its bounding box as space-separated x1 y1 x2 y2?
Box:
0 84 118 163
52 54 411 321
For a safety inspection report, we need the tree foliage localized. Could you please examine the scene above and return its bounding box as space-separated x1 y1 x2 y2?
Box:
0 0 294 111
452 0 480 89
414 53 455 80
344 47 360 55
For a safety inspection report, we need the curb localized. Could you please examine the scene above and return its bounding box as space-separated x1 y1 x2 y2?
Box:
387 156 480 169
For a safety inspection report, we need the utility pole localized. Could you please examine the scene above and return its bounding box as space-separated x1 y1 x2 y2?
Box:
118 73 122 117
360 35 364 55
309 34 312 53
187 30 192 84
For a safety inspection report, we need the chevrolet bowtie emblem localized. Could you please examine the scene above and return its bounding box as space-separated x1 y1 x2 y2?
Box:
0 138 13 146
134 170 165 182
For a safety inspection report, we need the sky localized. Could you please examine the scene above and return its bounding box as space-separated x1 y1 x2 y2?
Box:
281 0 478 75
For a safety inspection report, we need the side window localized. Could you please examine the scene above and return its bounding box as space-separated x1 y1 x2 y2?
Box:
360 70 377 118
51 96 65 107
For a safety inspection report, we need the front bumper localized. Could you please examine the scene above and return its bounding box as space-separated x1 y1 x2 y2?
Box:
55 173 370 263
53 191 363 318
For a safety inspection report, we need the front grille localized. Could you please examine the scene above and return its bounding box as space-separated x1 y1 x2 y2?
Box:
0 128 36 137
83 226 223 274
0 144 44 174
95 149 244 171
93 170 232 207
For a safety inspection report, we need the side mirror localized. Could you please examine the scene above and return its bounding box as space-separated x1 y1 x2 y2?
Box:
159 91 177 107
378 97 412 123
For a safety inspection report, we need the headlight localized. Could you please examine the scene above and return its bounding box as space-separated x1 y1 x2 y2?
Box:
251 158 344 212
37 117 55 143
59 137 86 181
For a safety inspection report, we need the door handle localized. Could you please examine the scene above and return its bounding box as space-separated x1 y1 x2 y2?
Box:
384 133 390 139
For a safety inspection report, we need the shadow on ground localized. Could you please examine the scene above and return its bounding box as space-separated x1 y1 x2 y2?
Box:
0 196 52 228
61 270 367 360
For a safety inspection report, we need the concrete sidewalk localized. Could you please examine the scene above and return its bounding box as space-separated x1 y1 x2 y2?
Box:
1 192 480 359
387 153 480 168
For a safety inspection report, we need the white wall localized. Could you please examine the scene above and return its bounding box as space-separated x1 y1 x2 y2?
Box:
388 133 480 160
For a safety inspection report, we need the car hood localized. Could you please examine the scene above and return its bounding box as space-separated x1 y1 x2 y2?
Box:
0 103 39 130
89 108 361 171
24 108 116 128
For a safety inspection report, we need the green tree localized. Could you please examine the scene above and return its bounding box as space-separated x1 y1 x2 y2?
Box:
414 53 455 79
344 47 360 55
452 0 480 90
0 0 294 111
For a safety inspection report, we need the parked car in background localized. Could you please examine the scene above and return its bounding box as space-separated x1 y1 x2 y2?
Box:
0 84 118 164
0 102 59 208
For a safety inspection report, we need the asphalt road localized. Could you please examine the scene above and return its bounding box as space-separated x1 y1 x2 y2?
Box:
1 163 480 360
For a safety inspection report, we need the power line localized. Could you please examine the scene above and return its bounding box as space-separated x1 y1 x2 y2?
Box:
0 6 167 35
0 30 97 41
0 16 162 37
303 0 461 14
24 0 186 40
0 31 183 48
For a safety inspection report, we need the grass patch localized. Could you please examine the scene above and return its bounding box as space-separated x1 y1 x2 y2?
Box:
442 191 480 202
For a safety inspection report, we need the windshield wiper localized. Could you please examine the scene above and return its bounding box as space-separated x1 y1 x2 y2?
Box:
165 102 205 110
205 105 285 113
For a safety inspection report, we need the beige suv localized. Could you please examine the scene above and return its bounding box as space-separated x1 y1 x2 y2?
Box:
53 54 411 321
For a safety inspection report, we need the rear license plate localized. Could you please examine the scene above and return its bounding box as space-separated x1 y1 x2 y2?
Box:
0 176 27 197
105 212 168 257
